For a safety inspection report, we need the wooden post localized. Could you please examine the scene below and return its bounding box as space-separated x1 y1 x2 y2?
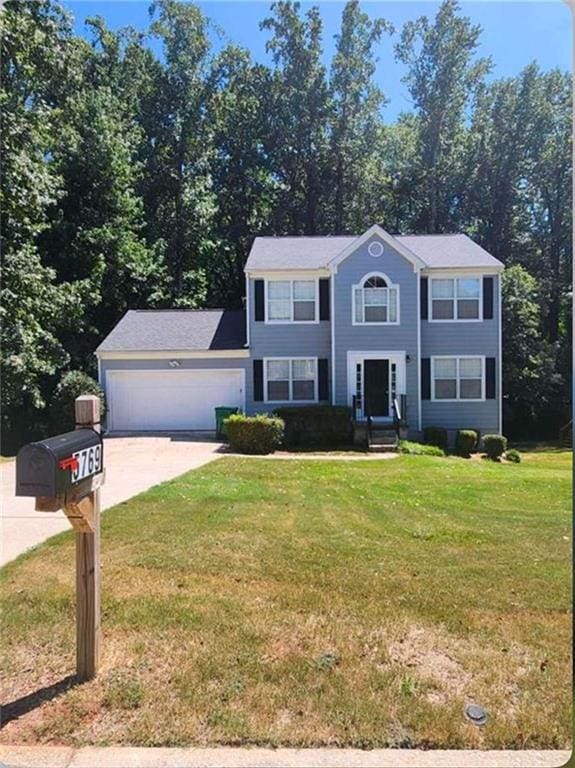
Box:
74 395 101 681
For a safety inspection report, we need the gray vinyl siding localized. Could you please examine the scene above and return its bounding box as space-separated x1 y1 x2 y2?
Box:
247 277 331 412
421 274 500 436
332 235 419 426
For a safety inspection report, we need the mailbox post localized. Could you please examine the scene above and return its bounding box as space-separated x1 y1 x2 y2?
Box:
74 396 101 681
15 395 104 681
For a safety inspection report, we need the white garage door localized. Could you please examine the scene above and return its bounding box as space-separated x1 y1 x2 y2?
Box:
107 369 245 431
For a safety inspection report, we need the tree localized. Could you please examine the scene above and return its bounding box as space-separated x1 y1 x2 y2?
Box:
501 266 563 437
328 0 392 233
395 0 491 233
143 0 215 306
261 1 331 234
207 46 278 307
0 0 89 446
40 85 160 366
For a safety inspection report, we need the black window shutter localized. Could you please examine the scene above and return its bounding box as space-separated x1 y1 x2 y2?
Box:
253 359 264 401
319 278 330 321
485 358 496 399
421 358 431 400
420 277 429 320
318 359 329 401
254 280 265 322
483 277 494 320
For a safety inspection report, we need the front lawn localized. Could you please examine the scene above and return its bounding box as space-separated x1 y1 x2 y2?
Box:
1 451 571 749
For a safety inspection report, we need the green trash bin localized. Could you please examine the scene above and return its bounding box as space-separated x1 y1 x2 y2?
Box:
215 406 239 439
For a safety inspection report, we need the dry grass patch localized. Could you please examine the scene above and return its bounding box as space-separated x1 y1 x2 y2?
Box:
1 451 571 748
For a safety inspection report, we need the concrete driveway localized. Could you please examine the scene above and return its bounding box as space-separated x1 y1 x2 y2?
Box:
1 434 223 566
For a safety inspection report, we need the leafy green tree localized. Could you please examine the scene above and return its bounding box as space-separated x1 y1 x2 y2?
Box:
261 1 331 234
41 86 159 366
143 0 215 306
328 0 392 233
501 266 563 437
0 0 88 446
395 0 491 232
207 46 278 307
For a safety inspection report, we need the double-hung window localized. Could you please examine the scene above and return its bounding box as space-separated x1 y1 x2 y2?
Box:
267 280 317 322
266 358 317 402
354 274 399 324
431 278 481 320
432 357 484 400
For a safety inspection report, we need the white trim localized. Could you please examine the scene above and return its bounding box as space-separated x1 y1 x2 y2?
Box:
346 351 407 422
351 272 400 326
416 270 422 431
330 225 426 273
421 266 504 276
430 355 486 402
264 277 320 325
247 269 330 279
330 272 336 405
106 367 246 432
263 356 319 405
498 274 503 433
428 275 483 323
97 349 250 360
245 272 250 348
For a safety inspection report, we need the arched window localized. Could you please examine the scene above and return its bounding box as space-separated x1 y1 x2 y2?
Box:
353 273 399 324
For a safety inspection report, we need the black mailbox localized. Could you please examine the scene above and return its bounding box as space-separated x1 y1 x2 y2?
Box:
16 429 104 498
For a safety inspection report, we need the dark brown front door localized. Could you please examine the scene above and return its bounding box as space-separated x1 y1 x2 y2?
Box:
364 360 389 417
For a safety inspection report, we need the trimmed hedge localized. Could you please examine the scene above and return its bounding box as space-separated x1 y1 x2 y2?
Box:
399 440 445 456
455 429 478 457
505 448 522 463
423 426 448 451
273 406 353 448
483 434 508 460
224 414 284 455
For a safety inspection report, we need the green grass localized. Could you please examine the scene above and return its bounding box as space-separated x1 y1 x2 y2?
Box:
1 451 571 749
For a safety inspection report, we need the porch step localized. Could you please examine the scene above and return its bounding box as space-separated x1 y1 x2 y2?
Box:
368 441 398 453
370 428 397 439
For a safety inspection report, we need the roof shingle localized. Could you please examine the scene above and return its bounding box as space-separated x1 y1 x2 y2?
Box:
245 233 503 271
96 309 246 352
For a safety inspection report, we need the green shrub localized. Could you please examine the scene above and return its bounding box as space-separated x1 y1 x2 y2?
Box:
224 414 284 455
423 426 448 451
482 434 508 460
505 448 522 463
398 440 445 456
455 429 478 456
273 406 353 448
51 371 106 432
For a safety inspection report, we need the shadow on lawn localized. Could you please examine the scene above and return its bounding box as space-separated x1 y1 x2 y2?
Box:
1 674 79 726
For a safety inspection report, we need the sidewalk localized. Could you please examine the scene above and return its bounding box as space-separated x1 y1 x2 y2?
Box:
0 746 570 768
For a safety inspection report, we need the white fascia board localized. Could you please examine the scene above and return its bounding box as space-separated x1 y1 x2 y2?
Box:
421 266 504 276
246 269 330 279
329 224 426 273
97 349 250 360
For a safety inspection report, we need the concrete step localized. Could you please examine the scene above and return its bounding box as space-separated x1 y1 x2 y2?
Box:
370 429 397 438
368 443 398 453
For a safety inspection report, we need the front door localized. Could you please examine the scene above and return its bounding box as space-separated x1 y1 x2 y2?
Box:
364 359 389 418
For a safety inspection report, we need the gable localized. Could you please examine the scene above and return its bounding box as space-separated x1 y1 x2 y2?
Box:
329 225 426 273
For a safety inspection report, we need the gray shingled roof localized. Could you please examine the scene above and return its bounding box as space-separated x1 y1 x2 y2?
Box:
96 309 246 352
245 233 503 271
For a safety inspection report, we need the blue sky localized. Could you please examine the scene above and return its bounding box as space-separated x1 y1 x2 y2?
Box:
65 1 571 120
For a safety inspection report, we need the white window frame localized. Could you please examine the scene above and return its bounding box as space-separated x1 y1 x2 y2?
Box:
265 279 319 324
264 357 318 404
352 272 400 326
431 355 486 402
429 276 483 323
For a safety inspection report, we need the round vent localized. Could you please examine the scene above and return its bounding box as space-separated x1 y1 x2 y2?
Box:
368 241 384 258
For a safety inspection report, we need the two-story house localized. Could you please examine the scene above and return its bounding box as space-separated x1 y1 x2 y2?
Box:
96 225 504 443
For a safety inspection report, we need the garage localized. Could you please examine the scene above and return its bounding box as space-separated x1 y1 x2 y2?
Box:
107 369 245 432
